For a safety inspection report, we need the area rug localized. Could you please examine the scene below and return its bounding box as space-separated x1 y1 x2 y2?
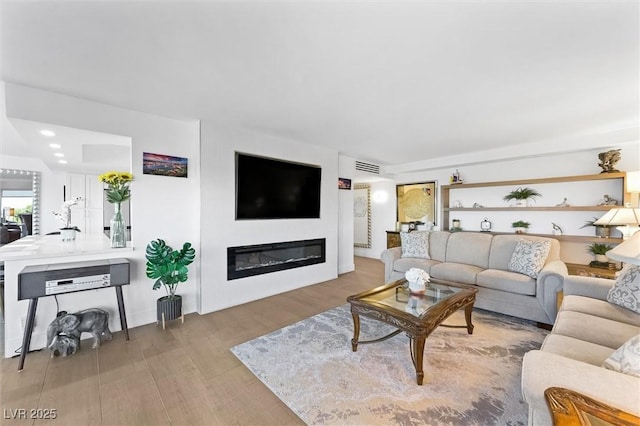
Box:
231 305 548 425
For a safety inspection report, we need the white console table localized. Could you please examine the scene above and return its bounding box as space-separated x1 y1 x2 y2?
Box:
0 234 134 359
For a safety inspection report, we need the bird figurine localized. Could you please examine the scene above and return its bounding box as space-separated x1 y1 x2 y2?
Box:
551 223 563 235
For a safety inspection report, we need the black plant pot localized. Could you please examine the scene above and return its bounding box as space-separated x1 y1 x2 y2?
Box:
157 295 183 329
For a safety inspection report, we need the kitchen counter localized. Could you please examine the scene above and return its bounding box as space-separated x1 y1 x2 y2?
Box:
0 233 133 261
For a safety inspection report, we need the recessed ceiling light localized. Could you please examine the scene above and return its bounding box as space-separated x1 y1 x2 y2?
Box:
40 130 56 137
49 143 61 149
58 160 67 164
54 153 64 157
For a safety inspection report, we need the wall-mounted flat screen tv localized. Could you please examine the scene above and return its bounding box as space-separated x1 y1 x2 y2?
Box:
235 153 321 219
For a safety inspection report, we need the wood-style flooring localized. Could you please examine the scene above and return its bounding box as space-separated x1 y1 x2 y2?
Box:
0 256 383 425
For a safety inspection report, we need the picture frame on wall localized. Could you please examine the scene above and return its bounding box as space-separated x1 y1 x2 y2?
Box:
143 152 188 178
353 184 371 248
396 181 437 225
338 178 352 190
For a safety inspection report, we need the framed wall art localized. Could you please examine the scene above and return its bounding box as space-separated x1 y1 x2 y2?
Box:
338 177 352 190
143 152 188 178
353 184 371 248
396 181 437 225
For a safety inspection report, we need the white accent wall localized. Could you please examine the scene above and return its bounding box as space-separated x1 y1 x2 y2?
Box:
199 123 339 314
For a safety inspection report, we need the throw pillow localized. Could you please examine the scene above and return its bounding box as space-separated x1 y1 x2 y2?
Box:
607 264 640 314
602 335 640 378
400 231 430 259
507 239 552 279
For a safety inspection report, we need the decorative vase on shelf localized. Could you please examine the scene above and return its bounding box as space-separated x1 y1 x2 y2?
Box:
110 202 126 248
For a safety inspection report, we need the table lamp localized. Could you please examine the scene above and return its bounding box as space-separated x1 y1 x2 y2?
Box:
594 205 640 239
606 230 640 265
594 171 640 239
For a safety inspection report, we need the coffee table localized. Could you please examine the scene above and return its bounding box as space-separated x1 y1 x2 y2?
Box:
347 278 478 385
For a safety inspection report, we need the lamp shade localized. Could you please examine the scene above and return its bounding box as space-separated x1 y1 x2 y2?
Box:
607 231 640 266
627 171 640 193
594 207 640 226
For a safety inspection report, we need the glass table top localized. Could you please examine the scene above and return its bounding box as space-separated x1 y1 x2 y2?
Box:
361 281 464 318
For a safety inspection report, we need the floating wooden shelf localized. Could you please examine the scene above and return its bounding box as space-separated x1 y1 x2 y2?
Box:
441 172 630 242
445 206 613 212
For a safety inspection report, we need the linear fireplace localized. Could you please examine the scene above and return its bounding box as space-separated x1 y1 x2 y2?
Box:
227 238 326 280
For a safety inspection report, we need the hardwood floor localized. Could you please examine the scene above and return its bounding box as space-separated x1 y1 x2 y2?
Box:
0 257 383 425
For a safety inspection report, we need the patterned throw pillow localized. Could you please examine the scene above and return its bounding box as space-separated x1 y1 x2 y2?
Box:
607 265 640 314
602 335 640 377
507 239 551 279
400 231 430 259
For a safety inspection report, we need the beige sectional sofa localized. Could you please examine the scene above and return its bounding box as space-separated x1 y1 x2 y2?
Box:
380 231 567 325
521 274 640 425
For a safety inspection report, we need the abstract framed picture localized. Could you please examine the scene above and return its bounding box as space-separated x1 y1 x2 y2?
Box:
142 152 188 178
338 178 352 190
396 181 437 225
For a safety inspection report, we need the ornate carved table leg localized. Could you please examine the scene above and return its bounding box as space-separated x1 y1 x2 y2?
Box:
464 304 474 335
351 313 360 352
413 335 426 385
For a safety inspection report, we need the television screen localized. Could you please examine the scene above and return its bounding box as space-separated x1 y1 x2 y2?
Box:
235 153 321 219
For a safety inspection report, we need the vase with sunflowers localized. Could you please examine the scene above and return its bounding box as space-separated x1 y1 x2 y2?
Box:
99 171 133 248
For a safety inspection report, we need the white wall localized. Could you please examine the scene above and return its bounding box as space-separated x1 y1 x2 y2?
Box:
199 123 339 313
337 155 355 273
3 83 201 327
358 143 640 265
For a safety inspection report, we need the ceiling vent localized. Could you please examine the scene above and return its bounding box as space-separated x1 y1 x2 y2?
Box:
355 160 380 175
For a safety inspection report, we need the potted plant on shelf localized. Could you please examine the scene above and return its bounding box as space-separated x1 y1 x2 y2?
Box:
503 187 542 207
586 242 612 263
511 220 531 234
580 217 612 238
145 238 196 329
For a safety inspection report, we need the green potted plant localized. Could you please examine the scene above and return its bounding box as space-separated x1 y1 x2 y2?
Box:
503 187 542 207
511 220 531 234
145 238 196 329
580 217 612 238
586 242 612 263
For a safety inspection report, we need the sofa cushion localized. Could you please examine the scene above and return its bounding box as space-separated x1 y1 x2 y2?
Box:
429 262 483 285
400 231 430 259
607 264 640 314
561 295 640 327
476 269 536 296
602 335 640 377
553 310 640 349
393 258 440 274
541 334 615 367
490 235 560 270
444 232 492 268
428 231 450 262
507 239 551 278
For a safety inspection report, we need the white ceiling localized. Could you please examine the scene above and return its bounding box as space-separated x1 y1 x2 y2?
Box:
2 1 638 168
7 118 131 175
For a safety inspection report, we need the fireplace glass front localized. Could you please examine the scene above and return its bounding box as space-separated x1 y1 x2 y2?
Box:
227 238 326 280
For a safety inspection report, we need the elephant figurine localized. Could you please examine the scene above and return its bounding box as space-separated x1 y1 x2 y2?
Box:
49 334 80 358
46 308 112 352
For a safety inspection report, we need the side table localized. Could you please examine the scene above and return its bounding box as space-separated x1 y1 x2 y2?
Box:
386 231 401 249
565 262 620 279
557 263 620 311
